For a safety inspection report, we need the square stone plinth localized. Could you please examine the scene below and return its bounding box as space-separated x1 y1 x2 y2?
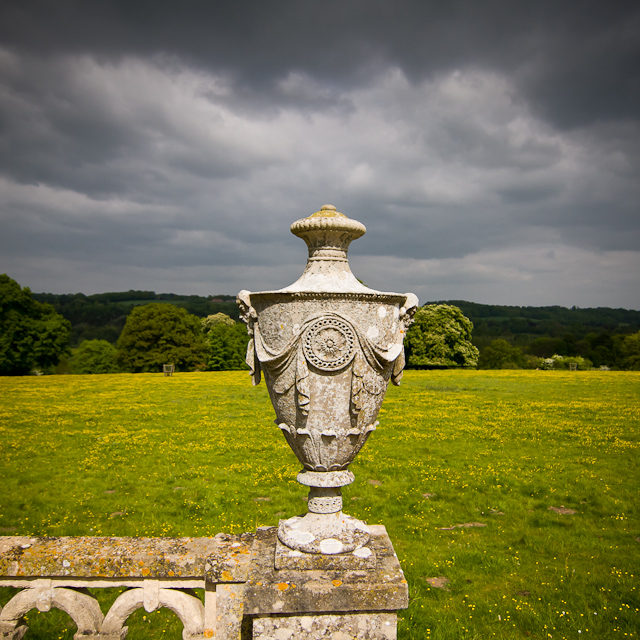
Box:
244 524 408 616
252 612 398 639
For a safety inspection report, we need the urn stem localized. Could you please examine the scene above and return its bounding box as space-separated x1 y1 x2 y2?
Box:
307 487 343 514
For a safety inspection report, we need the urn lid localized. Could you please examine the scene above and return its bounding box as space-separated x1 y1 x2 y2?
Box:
275 204 390 295
290 204 367 241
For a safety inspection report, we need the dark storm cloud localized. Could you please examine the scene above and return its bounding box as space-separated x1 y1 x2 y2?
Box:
0 0 639 307
2 0 639 126
0 53 265 199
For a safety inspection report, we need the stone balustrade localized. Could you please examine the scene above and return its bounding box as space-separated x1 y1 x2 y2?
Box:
0 525 407 639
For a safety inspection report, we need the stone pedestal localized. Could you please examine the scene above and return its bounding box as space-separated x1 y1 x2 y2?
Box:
244 524 408 639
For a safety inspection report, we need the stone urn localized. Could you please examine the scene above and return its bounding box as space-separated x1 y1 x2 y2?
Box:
238 205 418 555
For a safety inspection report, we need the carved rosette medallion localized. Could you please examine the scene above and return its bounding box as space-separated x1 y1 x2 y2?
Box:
238 204 418 556
303 317 355 371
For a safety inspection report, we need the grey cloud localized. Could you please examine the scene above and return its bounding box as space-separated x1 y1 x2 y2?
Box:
2 1 638 125
0 54 270 200
0 0 639 307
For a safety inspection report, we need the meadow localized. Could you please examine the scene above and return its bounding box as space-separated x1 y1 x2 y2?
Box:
1 370 638 639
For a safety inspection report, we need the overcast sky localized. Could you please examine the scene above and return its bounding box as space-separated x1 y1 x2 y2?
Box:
1 1 639 309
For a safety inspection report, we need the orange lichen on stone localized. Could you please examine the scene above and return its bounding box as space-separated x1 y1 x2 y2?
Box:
0 534 254 581
243 526 409 615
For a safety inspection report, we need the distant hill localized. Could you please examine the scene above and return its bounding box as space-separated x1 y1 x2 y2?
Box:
33 290 238 347
435 300 640 338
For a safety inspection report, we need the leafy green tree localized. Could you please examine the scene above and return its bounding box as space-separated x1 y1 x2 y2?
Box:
406 304 479 368
72 339 120 374
203 321 250 371
619 331 640 370
116 303 208 372
478 339 525 369
0 274 71 375
202 312 235 331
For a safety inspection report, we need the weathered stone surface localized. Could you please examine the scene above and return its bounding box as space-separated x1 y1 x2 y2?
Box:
0 585 105 640
274 535 375 571
277 512 370 556
0 534 253 581
244 525 408 615
252 612 397 640
0 527 408 639
98 586 205 639
214 583 245 640
0 582 208 640
238 204 418 554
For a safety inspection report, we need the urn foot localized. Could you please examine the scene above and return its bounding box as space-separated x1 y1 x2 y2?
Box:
277 511 370 554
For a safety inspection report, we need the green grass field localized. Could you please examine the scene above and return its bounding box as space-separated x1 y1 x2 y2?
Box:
1 370 639 639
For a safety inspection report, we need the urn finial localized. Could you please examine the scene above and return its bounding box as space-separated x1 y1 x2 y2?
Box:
285 205 369 293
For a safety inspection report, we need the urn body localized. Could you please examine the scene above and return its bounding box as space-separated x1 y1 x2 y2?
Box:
238 205 417 554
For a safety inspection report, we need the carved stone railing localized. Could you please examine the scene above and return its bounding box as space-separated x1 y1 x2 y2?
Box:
0 533 250 640
0 525 407 639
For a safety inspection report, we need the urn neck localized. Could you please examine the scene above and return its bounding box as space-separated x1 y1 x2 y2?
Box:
305 231 351 263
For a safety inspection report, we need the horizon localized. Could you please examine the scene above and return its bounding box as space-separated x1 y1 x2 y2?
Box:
27 283 640 313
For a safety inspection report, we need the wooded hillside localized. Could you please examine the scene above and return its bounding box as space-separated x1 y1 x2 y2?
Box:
430 300 640 368
32 290 640 369
32 290 238 347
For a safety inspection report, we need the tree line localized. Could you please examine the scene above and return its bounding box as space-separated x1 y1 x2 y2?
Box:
1 276 248 375
31 289 239 346
443 300 640 370
2 274 639 375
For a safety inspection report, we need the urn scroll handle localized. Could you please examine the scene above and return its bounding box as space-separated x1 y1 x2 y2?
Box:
400 292 419 329
237 290 261 386
391 292 419 386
